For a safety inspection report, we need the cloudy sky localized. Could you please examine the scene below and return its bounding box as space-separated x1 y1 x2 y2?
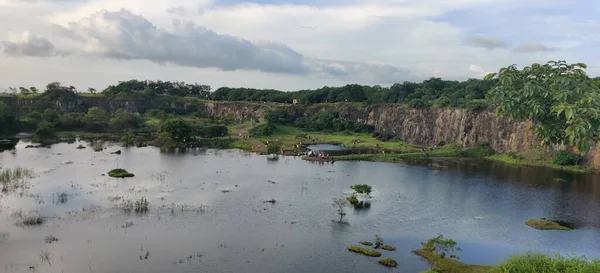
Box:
0 0 598 91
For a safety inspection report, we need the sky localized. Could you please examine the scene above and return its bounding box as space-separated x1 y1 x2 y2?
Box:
0 0 598 91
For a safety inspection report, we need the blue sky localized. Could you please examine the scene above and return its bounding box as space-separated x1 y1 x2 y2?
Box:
0 0 598 91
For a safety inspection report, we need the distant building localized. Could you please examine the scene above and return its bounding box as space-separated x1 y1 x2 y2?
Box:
292 98 298 104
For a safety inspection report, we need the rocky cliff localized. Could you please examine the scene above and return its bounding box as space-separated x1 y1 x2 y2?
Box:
0 96 539 153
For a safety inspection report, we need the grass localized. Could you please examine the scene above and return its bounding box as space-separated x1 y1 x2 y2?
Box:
249 124 420 154
360 241 373 246
487 153 591 173
413 249 496 273
525 218 572 231
347 195 359 204
497 252 600 273
347 245 382 257
108 168 135 178
0 167 34 190
381 244 396 251
20 215 46 226
378 258 398 267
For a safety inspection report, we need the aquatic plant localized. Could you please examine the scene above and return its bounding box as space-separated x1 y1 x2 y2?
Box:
93 144 103 152
332 197 349 223
525 218 571 231
360 241 373 246
76 144 86 149
346 193 358 204
374 234 384 249
108 168 135 178
40 250 51 265
381 244 396 251
20 215 45 226
378 258 398 267
44 235 59 244
350 184 372 196
497 252 600 273
347 245 382 257
134 197 149 213
0 167 34 190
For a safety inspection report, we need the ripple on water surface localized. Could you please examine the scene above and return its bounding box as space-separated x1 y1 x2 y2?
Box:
1 141 600 273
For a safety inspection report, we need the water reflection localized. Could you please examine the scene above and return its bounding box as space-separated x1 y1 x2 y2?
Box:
1 142 600 273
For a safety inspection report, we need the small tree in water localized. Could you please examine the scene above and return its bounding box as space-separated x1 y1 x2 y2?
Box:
422 234 462 269
374 234 383 249
332 197 349 223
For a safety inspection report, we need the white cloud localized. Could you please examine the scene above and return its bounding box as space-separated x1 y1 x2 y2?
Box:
467 35 508 49
0 0 597 90
514 43 559 53
1 31 65 57
468 64 488 77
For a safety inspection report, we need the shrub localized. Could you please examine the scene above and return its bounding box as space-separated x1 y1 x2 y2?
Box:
552 151 579 166
347 194 358 204
378 258 398 267
347 246 382 257
350 184 372 196
249 124 274 137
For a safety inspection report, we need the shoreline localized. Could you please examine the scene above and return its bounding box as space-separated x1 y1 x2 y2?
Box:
7 127 595 173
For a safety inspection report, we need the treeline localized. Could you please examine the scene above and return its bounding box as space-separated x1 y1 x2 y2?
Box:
103 80 211 98
212 78 498 108
250 108 374 137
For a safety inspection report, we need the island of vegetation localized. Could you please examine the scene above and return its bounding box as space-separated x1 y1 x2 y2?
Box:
525 218 572 231
0 60 599 173
108 169 135 178
347 245 382 257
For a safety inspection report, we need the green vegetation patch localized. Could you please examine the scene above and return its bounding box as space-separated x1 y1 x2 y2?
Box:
347 245 382 257
350 184 372 195
20 215 46 226
108 169 135 178
552 151 579 166
525 218 572 231
378 258 398 267
381 244 396 251
347 195 359 204
359 241 373 246
413 249 496 273
497 252 600 273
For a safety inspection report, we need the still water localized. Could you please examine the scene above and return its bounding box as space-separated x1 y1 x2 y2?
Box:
1 141 600 273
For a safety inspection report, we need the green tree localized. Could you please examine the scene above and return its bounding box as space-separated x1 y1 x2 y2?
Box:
32 121 56 144
0 102 19 135
486 61 600 153
264 109 293 125
121 130 135 147
83 107 109 132
43 109 60 125
157 118 193 148
109 109 143 130
29 87 38 94
422 235 462 270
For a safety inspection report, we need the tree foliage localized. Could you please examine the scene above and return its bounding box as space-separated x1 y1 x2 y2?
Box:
212 78 497 108
103 80 211 98
486 61 600 153
350 184 372 196
157 118 194 148
109 109 143 130
83 107 109 132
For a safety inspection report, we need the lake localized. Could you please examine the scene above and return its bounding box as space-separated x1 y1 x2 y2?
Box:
1 141 600 273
